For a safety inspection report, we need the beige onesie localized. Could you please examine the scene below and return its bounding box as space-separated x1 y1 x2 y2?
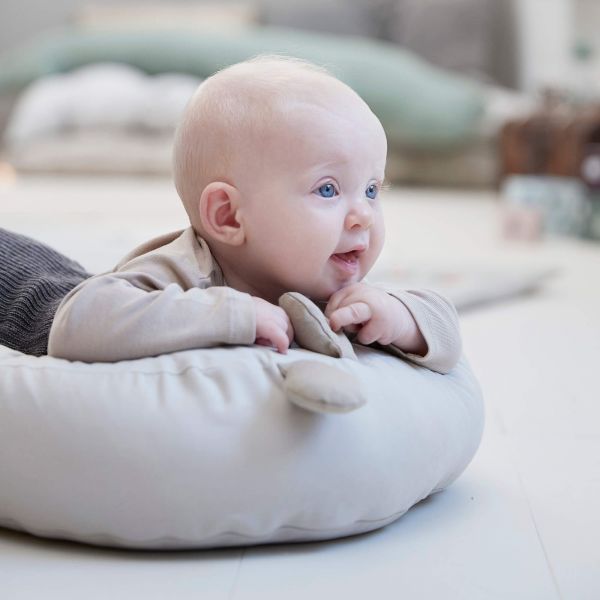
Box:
48 227 462 373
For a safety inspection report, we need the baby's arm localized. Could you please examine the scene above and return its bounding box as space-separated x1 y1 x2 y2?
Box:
325 284 462 374
48 273 256 362
383 288 462 374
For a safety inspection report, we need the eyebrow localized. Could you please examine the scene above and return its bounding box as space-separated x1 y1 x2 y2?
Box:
305 157 385 185
310 159 384 175
308 157 351 170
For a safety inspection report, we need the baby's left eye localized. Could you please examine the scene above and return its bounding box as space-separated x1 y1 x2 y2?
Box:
366 184 379 200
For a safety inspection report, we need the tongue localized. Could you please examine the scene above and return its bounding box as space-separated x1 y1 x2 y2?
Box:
336 251 355 261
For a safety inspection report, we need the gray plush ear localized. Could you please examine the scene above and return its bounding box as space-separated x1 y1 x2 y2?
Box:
279 292 357 360
278 361 367 414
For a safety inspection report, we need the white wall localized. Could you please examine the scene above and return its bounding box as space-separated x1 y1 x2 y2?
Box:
512 0 600 97
513 0 574 92
573 0 600 98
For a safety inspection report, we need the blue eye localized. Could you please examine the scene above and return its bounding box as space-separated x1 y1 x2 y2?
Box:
316 183 338 198
366 184 379 200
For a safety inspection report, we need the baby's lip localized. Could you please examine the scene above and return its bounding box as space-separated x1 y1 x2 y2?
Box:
333 244 367 256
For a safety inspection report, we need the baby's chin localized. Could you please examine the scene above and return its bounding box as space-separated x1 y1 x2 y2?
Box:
282 282 331 304
300 280 360 304
280 266 367 303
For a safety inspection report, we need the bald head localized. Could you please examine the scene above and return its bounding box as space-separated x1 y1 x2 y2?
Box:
172 55 370 232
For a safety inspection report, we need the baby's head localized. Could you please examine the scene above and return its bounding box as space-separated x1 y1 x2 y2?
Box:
172 54 388 303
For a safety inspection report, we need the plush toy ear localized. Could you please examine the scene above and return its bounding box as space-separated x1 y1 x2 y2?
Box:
277 293 364 414
199 182 245 246
278 360 367 414
278 292 357 360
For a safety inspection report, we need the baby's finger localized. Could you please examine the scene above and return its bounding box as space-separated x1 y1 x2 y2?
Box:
324 284 357 318
355 320 383 346
267 324 290 354
275 331 290 354
329 301 372 331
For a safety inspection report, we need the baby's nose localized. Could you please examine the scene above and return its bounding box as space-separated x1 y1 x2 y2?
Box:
345 201 373 229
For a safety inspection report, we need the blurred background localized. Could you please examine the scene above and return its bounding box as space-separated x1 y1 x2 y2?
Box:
0 0 599 245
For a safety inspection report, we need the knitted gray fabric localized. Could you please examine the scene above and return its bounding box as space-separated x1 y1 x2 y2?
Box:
0 228 91 356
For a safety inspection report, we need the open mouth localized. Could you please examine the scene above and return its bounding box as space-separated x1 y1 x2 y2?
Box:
330 251 360 274
333 251 358 264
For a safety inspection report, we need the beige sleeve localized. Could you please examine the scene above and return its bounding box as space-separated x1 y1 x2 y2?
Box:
369 288 462 374
48 264 256 363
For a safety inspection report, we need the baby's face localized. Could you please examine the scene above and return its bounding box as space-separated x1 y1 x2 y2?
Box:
233 89 387 303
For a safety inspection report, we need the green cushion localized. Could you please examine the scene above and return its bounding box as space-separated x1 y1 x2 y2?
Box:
0 25 484 149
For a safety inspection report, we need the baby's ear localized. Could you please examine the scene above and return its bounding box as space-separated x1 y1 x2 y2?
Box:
198 182 245 246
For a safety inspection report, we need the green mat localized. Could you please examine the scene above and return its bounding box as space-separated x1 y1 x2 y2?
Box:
0 25 485 150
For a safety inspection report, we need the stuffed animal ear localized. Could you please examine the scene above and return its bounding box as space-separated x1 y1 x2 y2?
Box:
278 292 357 360
278 361 367 414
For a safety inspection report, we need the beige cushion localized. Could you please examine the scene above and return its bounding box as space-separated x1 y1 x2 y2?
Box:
0 332 484 550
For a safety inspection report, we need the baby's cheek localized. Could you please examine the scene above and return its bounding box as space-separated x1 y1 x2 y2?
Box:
362 251 379 277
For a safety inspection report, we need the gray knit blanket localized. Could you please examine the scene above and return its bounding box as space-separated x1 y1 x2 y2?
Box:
0 228 91 356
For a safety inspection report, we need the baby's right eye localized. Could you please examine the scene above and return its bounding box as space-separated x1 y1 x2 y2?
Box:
315 183 339 198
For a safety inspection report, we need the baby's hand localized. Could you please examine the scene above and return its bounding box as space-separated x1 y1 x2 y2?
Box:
324 282 427 354
252 296 294 354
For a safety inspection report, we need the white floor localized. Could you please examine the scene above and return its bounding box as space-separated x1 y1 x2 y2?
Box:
1 176 599 599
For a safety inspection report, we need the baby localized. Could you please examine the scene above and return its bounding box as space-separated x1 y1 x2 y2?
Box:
48 55 461 373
